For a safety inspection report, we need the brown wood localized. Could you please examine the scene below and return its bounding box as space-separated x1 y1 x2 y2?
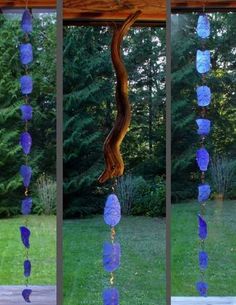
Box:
0 1 56 8
172 0 236 10
0 286 56 305
63 0 166 22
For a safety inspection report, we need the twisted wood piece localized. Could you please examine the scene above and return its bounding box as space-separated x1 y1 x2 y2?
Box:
98 10 142 183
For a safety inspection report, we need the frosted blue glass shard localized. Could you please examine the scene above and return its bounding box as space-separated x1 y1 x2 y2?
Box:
21 197 32 215
24 259 31 277
199 251 208 270
197 86 211 106
20 104 33 121
20 226 31 248
21 9 32 33
103 242 121 272
196 281 208 297
20 165 32 188
196 50 211 74
104 194 121 227
20 43 33 65
196 119 211 136
20 75 33 95
198 184 211 202
20 132 32 155
197 14 210 38
196 148 209 172
103 288 119 305
22 288 32 303
198 215 207 240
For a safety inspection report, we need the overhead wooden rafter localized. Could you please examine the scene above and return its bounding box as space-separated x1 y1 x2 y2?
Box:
63 0 166 26
172 0 236 12
0 0 56 8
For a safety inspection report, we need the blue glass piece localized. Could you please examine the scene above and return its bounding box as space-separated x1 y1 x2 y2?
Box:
20 43 33 65
199 251 208 270
20 165 32 188
197 86 211 107
103 288 119 305
198 215 207 240
196 281 208 297
196 148 209 172
20 132 32 155
198 184 211 203
196 50 211 74
196 119 211 136
104 194 121 227
24 259 31 277
21 197 32 215
20 75 33 95
22 288 32 303
21 9 32 33
20 104 33 121
103 242 121 272
197 14 210 38
20 226 30 248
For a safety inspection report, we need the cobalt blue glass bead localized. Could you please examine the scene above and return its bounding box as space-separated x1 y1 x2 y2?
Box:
20 132 32 155
198 183 211 202
198 215 207 240
196 281 208 297
196 119 211 136
104 194 121 227
103 288 119 305
20 104 33 121
20 75 33 95
22 288 32 303
197 86 211 107
20 165 32 188
21 197 32 215
197 14 210 38
20 226 31 248
103 242 121 272
196 50 211 74
24 259 31 277
21 9 32 33
199 251 208 270
196 148 209 171
20 43 33 65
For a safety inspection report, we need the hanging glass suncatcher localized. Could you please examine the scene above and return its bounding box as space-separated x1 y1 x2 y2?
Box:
19 7 33 303
195 12 212 297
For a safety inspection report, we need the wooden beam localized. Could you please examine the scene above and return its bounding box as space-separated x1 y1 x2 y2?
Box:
0 0 56 8
172 0 236 11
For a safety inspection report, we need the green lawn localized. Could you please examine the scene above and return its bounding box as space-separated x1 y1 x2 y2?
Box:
63 216 166 305
0 215 56 285
171 200 236 296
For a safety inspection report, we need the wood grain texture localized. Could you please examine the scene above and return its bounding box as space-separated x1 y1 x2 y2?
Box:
0 286 56 305
63 0 166 22
171 297 236 305
172 0 236 9
0 1 55 8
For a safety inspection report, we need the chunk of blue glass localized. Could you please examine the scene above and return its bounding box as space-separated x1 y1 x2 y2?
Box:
20 132 32 155
20 104 33 121
196 119 211 136
196 50 211 74
22 288 32 303
20 226 30 248
197 14 210 38
103 242 121 272
21 197 32 215
104 194 121 227
199 251 208 270
20 43 33 65
20 75 33 95
198 183 211 202
196 148 209 171
198 215 207 240
197 86 211 106
20 165 32 188
24 259 31 277
103 288 119 305
21 9 32 33
196 281 208 297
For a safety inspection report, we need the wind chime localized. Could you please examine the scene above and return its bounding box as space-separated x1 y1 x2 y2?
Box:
19 7 33 303
99 11 142 305
195 12 211 297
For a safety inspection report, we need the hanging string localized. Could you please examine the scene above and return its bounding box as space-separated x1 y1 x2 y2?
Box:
19 6 33 303
195 12 211 297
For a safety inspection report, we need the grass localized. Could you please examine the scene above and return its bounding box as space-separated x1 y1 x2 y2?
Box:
171 200 236 296
63 216 166 305
0 215 56 285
